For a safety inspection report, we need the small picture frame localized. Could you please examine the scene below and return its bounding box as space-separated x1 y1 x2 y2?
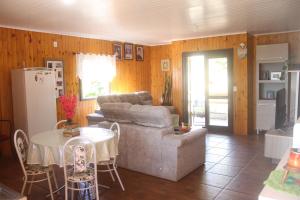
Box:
45 59 64 98
161 59 170 71
124 43 133 60
266 90 275 99
136 45 144 61
113 43 122 61
270 72 282 80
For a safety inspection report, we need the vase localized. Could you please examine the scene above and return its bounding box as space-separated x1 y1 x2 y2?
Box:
66 118 72 125
63 119 80 137
65 119 72 130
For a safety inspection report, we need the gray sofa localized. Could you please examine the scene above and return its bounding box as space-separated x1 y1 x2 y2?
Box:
96 102 206 181
87 91 177 125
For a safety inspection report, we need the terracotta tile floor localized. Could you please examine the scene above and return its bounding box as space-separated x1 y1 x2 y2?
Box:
0 133 276 200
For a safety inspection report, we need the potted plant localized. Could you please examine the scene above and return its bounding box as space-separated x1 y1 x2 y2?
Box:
59 95 77 126
161 74 172 106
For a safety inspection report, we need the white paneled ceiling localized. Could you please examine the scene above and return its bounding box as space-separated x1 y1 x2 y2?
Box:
0 0 300 45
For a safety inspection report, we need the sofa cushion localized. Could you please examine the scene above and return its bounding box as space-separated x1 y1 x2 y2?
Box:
119 94 141 105
97 91 153 107
136 91 153 105
140 100 152 105
100 103 132 123
97 95 121 106
129 105 172 128
164 106 177 114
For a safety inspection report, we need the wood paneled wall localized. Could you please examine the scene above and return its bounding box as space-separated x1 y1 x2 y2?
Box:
252 31 300 129
247 34 255 134
2 26 298 139
0 27 151 128
150 34 252 135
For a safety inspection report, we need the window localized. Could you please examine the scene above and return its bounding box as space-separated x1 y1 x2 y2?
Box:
79 79 110 100
76 53 116 100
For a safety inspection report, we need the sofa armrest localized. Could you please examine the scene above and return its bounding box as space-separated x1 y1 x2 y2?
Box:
162 128 207 147
95 109 103 115
162 106 176 114
86 113 105 126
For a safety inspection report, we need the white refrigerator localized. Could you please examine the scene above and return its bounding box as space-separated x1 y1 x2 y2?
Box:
11 68 57 138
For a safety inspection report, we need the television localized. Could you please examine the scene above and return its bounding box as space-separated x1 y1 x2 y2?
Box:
275 88 286 129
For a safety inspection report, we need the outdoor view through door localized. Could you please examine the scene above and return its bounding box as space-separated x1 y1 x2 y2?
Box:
183 49 233 132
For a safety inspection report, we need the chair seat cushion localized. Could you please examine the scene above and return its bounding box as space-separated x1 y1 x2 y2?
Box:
67 171 95 182
98 158 114 165
25 164 49 175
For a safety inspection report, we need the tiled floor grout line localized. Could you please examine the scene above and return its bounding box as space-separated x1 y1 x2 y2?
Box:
213 150 260 199
206 133 262 198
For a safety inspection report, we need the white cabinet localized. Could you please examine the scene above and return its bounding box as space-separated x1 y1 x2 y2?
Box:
256 43 288 61
256 101 276 130
264 129 293 160
256 43 288 133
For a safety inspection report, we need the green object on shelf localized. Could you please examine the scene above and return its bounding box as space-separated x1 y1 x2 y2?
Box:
264 170 300 197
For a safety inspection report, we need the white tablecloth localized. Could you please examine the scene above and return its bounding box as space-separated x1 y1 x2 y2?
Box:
259 150 299 200
27 127 117 167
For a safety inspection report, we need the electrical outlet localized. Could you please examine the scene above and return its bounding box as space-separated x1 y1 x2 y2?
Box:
233 86 237 92
53 41 58 48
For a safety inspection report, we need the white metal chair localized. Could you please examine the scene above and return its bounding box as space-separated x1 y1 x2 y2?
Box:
63 136 99 200
14 129 58 200
97 122 125 191
54 119 68 130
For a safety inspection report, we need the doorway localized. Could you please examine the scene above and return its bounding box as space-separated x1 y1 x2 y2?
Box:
183 49 233 132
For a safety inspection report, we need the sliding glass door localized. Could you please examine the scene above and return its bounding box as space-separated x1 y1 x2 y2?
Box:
205 51 232 131
183 49 233 132
186 55 206 126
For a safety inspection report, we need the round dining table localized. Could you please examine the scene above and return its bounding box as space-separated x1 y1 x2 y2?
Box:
27 127 117 167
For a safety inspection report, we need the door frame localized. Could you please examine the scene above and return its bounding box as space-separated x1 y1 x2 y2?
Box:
182 49 233 133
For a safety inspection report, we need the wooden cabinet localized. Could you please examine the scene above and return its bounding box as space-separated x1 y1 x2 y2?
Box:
256 43 288 133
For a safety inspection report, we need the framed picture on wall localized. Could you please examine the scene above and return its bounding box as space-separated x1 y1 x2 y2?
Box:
161 59 170 71
45 59 64 98
124 43 133 60
136 45 144 61
113 43 122 61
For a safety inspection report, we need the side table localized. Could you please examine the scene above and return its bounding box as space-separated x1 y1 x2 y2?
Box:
265 129 293 161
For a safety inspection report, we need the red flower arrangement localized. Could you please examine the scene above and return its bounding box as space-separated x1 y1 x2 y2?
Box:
59 95 77 122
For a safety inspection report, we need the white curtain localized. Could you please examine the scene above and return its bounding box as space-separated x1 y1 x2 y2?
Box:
76 53 116 81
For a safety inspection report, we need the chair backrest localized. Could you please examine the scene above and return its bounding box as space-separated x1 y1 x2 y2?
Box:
63 136 98 184
110 122 120 163
14 129 29 175
54 120 67 130
110 122 120 143
73 144 87 173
